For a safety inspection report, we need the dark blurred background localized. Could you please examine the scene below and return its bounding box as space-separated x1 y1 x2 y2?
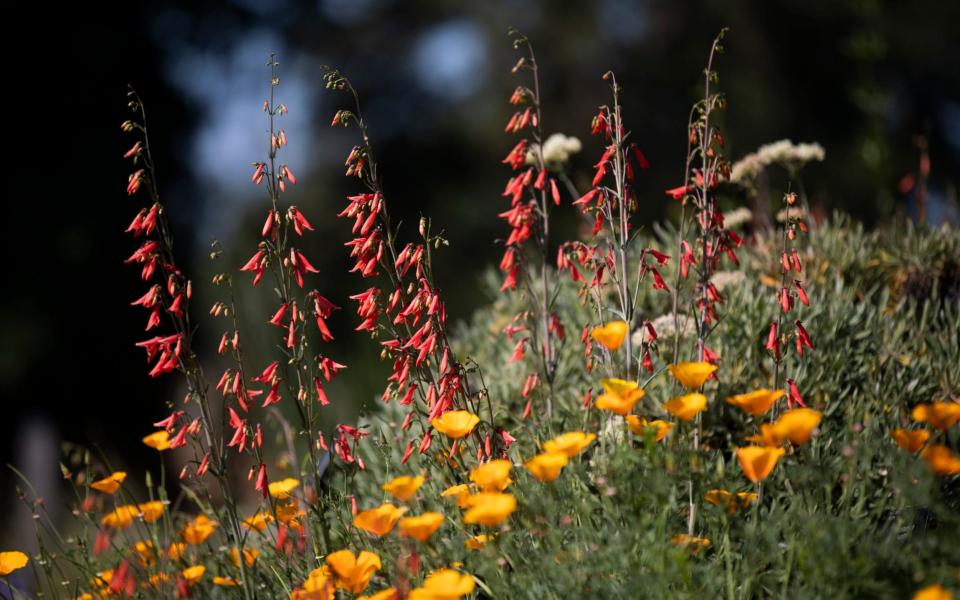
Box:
2 0 958 552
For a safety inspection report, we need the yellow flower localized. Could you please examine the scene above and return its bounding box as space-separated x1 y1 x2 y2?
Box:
469 460 512 492
268 477 300 499
359 589 399 600
725 389 784 417
663 393 708 421
181 565 206 585
462 492 517 526
181 514 218 545
465 534 492 551
441 484 472 508
398 512 445 542
408 569 475 600
230 547 259 568
431 411 480 439
242 512 273 532
625 416 674 441
736 446 785 482
704 489 758 514
668 362 717 389
922 445 960 475
590 320 628 350
382 474 425 501
90 472 127 494
525 452 568 482
100 504 140 529
326 549 381 594
892 429 931 453
354 503 407 537
142 431 171 451
542 432 596 457
595 378 645 416
213 576 239 587
912 584 954 600
295 567 334 600
671 534 711 554
771 408 822 445
911 402 960 431
0 551 29 577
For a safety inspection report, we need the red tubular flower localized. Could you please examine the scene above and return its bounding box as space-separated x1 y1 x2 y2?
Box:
786 378 807 408
796 280 810 306
765 321 778 352
255 464 268 498
665 185 692 201
795 320 815 350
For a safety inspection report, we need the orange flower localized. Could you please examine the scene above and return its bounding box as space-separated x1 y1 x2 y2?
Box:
469 460 512 492
667 362 717 389
294 567 335 600
383 474 425 501
911 402 960 431
230 547 259 568
462 492 517 526
213 576 240 587
431 411 480 439
891 429 931 453
725 389 784 417
736 446 785 482
671 534 711 554
704 489 758 514
912 584 954 600
326 549 381 594
525 452 569 482
408 569 475 600
542 432 596 457
595 378 645 416
465 534 492 551
138 501 166 523
590 320 628 350
142 431 171 451
662 393 708 422
0 551 29 577
745 423 782 447
625 416 673 441
398 512 445 542
771 408 822 445
181 565 205 586
354 503 407 537
441 484 472 508
181 514 218 545
242 512 273 533
101 505 140 529
90 472 127 494
922 445 960 475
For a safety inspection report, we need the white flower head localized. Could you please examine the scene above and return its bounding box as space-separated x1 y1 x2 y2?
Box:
526 133 582 169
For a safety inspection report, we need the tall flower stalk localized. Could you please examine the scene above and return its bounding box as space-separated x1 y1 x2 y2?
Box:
499 30 566 419
324 67 500 467
122 88 253 599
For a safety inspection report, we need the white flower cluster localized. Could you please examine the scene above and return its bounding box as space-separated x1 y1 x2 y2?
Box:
722 206 754 229
526 133 583 169
730 139 825 184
